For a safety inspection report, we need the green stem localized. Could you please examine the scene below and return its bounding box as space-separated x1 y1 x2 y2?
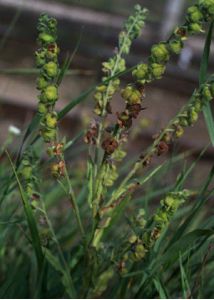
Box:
60 154 85 237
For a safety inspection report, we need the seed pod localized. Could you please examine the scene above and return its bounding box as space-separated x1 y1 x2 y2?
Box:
201 84 213 101
47 43 59 59
51 163 60 177
188 22 203 34
132 63 148 83
128 103 143 119
188 107 198 124
168 39 183 54
21 165 33 180
38 32 55 44
151 42 169 64
102 137 118 155
38 102 48 114
41 128 56 143
174 125 184 138
157 141 169 156
174 26 187 40
121 85 142 104
45 112 58 128
117 111 132 128
44 85 58 102
199 0 214 16
133 243 146 261
44 61 58 77
187 5 204 23
37 76 48 90
150 63 166 79
35 49 46 67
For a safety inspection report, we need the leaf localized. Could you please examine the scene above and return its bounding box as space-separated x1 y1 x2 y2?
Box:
44 247 76 298
153 278 168 299
200 21 214 146
160 229 214 266
5 150 44 271
179 253 192 299
168 165 214 248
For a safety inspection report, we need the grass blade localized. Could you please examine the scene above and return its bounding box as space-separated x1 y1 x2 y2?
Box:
5 150 44 271
200 21 214 146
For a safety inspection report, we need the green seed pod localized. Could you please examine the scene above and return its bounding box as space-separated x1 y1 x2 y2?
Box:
194 99 203 112
94 92 102 102
154 211 169 225
179 115 189 127
26 183 34 197
21 165 33 180
187 5 204 23
94 105 102 116
132 63 148 82
168 39 183 54
163 195 176 210
48 18 57 30
35 49 46 67
128 234 137 244
37 76 48 90
44 61 58 77
175 125 184 138
150 63 166 79
96 85 107 92
201 84 213 101
41 128 56 143
38 32 55 44
188 107 198 124
199 0 214 16
151 43 169 63
38 102 48 114
44 85 58 102
121 85 141 104
134 244 146 260
45 112 58 128
188 22 203 34
51 163 59 177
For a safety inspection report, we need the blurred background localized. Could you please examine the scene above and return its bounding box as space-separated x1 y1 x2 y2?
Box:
0 0 213 188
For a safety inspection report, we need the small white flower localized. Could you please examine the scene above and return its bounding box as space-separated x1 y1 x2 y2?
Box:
8 125 21 136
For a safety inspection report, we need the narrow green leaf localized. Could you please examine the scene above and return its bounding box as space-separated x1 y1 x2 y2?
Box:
179 253 192 299
5 150 44 270
153 278 168 299
44 248 76 298
200 21 214 146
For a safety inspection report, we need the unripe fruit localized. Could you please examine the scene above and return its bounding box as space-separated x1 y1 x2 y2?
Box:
44 61 58 77
201 84 212 101
44 85 58 102
51 163 59 177
37 76 48 90
132 63 148 81
175 125 184 138
188 23 203 34
45 112 58 128
38 32 55 44
38 102 48 114
169 39 183 54
187 6 203 23
21 165 32 180
41 128 56 142
150 63 165 79
151 43 169 63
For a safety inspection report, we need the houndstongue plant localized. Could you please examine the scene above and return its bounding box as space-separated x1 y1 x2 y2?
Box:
2 0 214 299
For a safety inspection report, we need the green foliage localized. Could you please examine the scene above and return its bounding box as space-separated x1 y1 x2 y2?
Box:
0 1 214 299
